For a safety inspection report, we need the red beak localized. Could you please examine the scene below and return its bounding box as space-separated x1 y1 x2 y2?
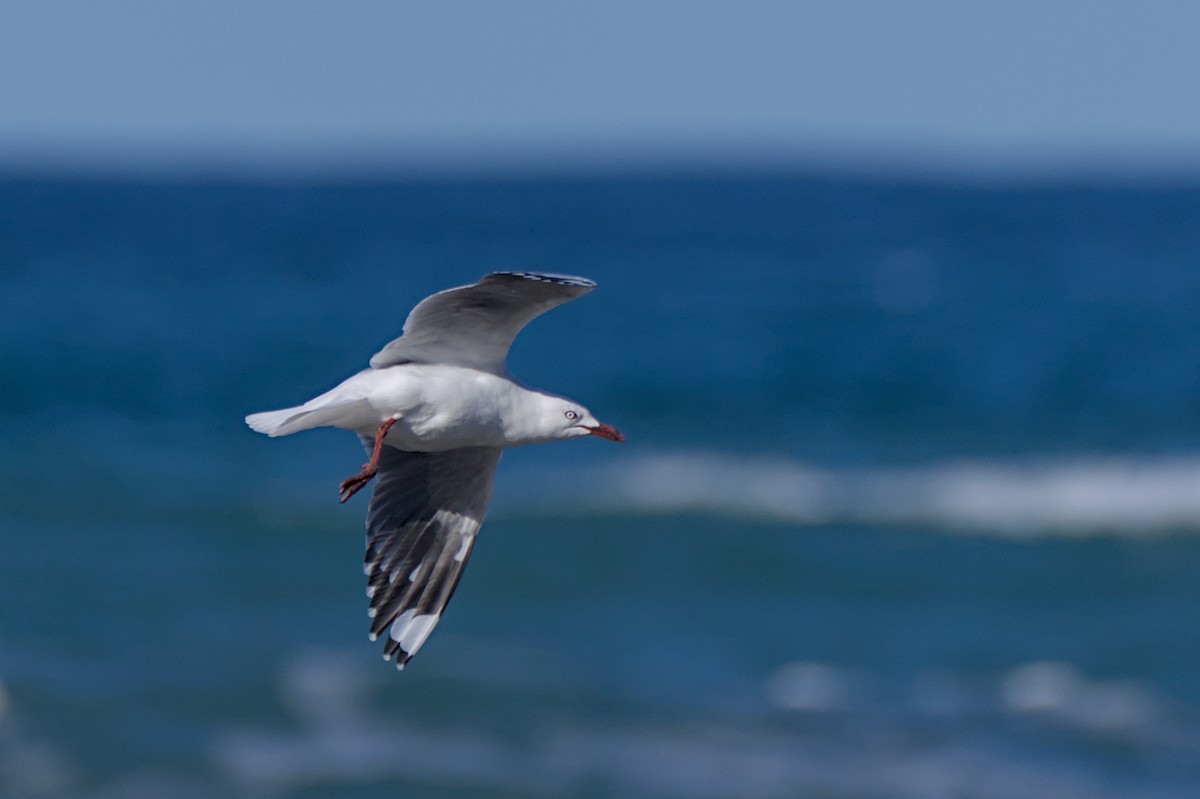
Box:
586 422 625 442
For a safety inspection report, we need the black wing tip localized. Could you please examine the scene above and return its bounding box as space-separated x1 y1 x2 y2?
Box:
486 271 596 289
381 637 415 669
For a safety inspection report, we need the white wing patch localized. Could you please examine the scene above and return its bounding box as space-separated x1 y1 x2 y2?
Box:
388 610 441 665
453 528 472 562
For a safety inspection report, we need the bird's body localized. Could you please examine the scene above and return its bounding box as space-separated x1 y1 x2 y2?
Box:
249 363 586 451
246 272 621 669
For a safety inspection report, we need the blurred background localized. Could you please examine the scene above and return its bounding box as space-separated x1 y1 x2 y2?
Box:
3 2 1200 797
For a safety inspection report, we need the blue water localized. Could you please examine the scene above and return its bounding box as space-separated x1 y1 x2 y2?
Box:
3 173 1200 797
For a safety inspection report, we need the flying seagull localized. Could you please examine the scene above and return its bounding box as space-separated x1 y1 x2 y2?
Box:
246 272 623 669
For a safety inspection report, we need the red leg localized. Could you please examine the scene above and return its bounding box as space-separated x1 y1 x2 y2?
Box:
339 418 398 503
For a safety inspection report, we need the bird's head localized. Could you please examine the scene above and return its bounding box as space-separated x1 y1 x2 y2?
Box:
538 396 624 444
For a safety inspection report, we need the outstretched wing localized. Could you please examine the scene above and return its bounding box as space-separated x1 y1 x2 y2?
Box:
369 271 595 372
362 442 502 669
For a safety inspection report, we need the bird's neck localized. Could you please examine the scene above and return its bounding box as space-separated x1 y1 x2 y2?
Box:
502 387 566 447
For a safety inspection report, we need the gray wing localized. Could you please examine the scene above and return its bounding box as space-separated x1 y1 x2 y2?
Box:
369 271 596 371
362 441 502 669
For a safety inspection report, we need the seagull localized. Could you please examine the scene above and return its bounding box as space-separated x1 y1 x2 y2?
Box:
246 272 623 669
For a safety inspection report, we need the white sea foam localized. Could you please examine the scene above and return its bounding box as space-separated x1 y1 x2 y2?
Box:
210 649 1199 799
765 661 857 712
1001 661 1162 731
513 452 1200 537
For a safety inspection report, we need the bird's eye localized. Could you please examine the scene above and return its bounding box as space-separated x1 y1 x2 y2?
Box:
564 410 579 421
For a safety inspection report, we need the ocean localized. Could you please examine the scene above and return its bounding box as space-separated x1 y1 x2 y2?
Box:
2 172 1200 797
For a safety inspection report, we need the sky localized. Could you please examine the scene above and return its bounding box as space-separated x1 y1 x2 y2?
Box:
2 0 1200 177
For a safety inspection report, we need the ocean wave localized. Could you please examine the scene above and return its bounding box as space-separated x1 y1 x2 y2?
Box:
505 452 1200 536
207 649 1200 799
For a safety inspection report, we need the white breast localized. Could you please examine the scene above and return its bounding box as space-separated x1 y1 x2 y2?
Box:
361 364 523 452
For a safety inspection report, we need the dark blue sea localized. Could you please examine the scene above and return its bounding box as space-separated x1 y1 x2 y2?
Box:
3 172 1200 798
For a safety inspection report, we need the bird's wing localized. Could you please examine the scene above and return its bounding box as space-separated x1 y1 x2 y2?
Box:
369 271 596 371
361 440 503 669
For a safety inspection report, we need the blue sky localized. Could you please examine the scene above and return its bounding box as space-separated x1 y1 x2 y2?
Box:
3 1 1199 176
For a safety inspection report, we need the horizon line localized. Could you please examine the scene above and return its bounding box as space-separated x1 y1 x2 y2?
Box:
4 138 1200 187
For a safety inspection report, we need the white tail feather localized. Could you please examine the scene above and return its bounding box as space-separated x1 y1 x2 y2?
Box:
246 396 374 437
245 407 312 437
